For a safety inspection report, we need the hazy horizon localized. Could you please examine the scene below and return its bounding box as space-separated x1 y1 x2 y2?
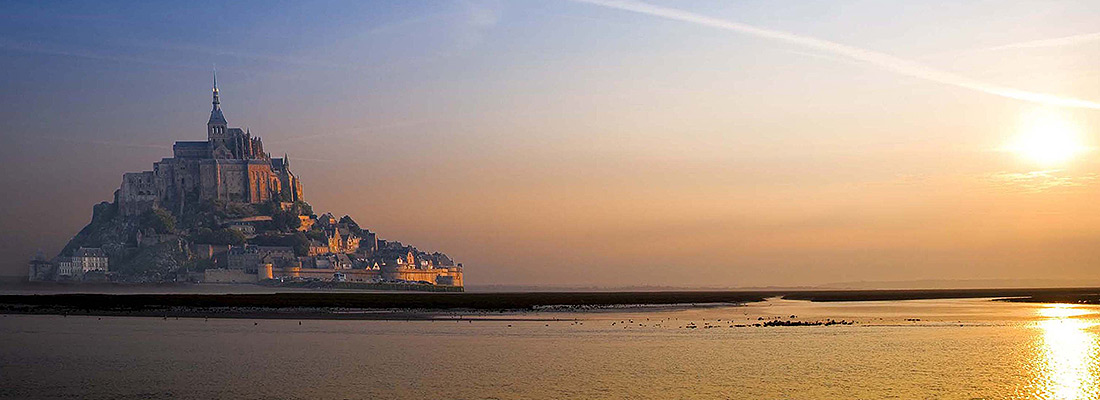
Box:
4 0 1100 287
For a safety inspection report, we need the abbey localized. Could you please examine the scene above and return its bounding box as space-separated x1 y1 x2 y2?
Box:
117 74 303 216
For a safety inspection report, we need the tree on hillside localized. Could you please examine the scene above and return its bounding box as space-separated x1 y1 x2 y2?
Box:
306 229 327 242
294 201 313 216
191 227 246 245
271 209 301 232
141 209 176 234
251 232 310 256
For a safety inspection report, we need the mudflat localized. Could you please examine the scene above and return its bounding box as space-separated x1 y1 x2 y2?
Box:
1 287 1099 320
0 291 770 320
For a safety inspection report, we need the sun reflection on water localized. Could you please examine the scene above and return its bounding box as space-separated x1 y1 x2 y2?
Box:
1038 305 1094 319
1034 304 1099 399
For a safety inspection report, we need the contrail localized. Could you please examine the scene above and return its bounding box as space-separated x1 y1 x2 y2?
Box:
569 0 1100 110
983 32 1100 51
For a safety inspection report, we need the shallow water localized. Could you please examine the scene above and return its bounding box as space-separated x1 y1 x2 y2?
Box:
1 298 1098 399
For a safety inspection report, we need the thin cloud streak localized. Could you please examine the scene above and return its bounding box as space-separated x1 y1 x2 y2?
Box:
281 156 338 164
984 170 1098 193
118 38 352 70
983 32 1100 51
267 119 434 144
569 0 1100 110
0 37 205 70
28 134 172 150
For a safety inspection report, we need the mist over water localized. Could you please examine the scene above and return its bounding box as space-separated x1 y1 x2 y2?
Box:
2 298 1097 399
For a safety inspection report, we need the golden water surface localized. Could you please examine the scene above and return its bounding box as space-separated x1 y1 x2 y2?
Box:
1 298 1099 399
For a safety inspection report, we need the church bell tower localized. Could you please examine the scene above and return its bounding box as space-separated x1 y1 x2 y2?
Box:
207 71 229 146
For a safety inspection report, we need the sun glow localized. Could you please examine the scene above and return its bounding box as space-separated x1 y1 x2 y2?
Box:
1006 110 1089 166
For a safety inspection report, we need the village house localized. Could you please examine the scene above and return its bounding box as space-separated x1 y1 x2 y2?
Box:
52 247 109 280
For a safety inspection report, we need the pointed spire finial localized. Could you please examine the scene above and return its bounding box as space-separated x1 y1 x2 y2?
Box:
212 69 220 106
208 70 227 127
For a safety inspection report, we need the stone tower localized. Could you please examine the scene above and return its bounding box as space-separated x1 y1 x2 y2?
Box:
207 71 229 150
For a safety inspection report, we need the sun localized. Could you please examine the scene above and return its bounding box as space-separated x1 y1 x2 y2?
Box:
1005 110 1089 166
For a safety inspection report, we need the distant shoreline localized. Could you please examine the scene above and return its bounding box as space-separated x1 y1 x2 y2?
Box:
1 288 1098 320
0 291 769 320
778 287 1100 302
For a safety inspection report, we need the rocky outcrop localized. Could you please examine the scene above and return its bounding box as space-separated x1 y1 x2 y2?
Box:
58 197 457 283
59 202 135 262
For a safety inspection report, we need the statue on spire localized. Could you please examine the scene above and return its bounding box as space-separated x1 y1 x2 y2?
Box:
212 69 220 107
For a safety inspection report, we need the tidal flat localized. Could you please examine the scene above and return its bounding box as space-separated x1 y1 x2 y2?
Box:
1 287 1099 320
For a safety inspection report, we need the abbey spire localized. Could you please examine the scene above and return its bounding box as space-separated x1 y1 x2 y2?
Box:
207 70 228 144
213 69 220 105
208 70 227 127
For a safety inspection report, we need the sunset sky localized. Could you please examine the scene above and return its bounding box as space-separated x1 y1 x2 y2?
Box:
3 0 1100 287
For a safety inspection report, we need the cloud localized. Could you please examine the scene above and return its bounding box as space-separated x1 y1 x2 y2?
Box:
366 13 456 36
27 134 172 150
985 170 1097 193
569 0 1100 110
267 119 434 144
0 37 203 70
982 32 1100 51
280 156 337 164
118 38 352 70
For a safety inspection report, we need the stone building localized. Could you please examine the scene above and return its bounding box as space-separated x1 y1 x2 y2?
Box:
226 246 297 271
74 247 109 273
324 226 360 254
305 215 364 256
56 258 77 278
54 247 109 280
308 240 331 256
27 251 53 281
314 213 376 254
117 73 303 216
